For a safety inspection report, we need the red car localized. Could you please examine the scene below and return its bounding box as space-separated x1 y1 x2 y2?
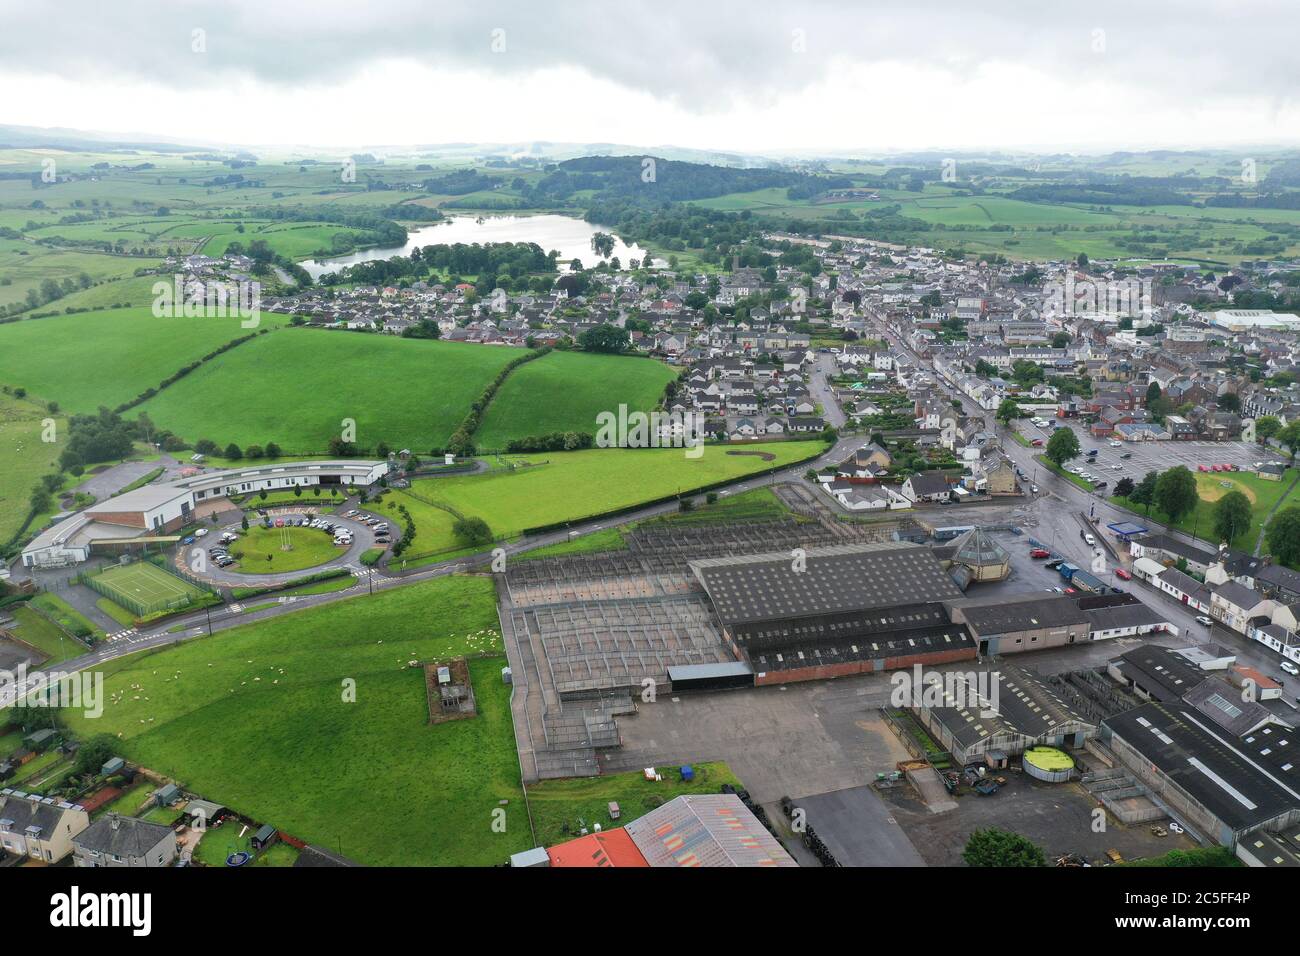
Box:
1031 438 1044 447
1211 464 1224 472
1198 464 1210 472
1115 568 1132 581
275 518 285 527
1221 463 1235 471
1030 548 1050 559
1064 587 1076 594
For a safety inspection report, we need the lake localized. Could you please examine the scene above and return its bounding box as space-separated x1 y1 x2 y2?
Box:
300 214 652 279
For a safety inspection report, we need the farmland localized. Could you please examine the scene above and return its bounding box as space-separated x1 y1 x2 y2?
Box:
59 574 531 866
0 389 64 545
388 441 825 552
135 328 520 453
474 350 676 451
0 306 288 414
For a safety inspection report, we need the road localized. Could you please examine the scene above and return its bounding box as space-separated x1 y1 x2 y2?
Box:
865 309 1300 694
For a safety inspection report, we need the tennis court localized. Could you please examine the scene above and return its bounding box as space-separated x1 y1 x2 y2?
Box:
89 562 209 615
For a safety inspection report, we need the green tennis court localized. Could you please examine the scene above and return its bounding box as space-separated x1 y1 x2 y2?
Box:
90 562 208 615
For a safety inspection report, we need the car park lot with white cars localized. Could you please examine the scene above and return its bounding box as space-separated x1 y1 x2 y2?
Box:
1020 419 1286 490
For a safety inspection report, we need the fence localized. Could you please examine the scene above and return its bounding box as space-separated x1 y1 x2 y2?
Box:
77 557 216 618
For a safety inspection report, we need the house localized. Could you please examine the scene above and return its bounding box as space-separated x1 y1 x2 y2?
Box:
900 472 952 503
73 813 177 868
0 789 90 863
1210 580 1271 634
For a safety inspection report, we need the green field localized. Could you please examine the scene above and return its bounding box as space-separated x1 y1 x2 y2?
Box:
229 524 346 574
0 390 64 545
1112 467 1298 553
135 328 519 453
0 307 288 414
59 575 529 866
475 351 676 451
90 561 209 614
527 761 743 847
394 442 823 550
7 604 82 664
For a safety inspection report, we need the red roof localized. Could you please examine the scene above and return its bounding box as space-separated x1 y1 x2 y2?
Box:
546 828 648 868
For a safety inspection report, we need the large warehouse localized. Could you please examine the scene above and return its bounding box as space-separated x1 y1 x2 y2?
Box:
21 460 388 569
690 542 977 684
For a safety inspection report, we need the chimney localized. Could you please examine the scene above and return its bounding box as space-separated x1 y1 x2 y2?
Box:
110 814 121 831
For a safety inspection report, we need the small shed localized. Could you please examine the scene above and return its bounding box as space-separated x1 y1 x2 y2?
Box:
607 801 621 821
251 824 278 850
679 765 695 782
101 757 126 776
23 729 57 753
153 783 180 807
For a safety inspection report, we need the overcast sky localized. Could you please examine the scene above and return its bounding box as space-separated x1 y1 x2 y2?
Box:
2 0 1297 156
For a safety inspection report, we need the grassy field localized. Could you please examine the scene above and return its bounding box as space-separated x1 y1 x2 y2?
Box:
397 442 823 549
229 525 345 574
59 575 530 866
135 328 519 453
7 604 83 664
0 390 64 544
474 351 676 450
0 306 289 414
527 761 743 847
1112 468 1297 552
30 593 100 640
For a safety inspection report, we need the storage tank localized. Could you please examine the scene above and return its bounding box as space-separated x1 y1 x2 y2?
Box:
1023 746 1074 783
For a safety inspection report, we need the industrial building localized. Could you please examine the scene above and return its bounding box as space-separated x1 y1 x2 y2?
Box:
910 661 1097 766
21 459 388 568
1103 702 1300 849
690 542 977 684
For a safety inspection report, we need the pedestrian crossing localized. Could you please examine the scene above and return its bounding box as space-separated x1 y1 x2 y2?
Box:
227 603 244 614
106 627 138 642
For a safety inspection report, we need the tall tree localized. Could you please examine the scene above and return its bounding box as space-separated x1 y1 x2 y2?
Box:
1267 507 1300 566
1155 466 1199 523
1213 490 1252 545
1045 427 1080 467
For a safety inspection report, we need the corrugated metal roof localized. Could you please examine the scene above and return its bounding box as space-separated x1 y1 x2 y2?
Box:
624 794 796 868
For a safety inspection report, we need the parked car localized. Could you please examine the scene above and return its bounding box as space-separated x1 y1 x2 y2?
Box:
1120 452 1132 459
1031 438 1044 447
1082 531 1096 545
182 536 195 545
1195 615 1213 626
1109 440 1122 447
1198 464 1210 472
194 528 208 538
1115 568 1132 580
1030 548 1050 559
1282 661 1300 677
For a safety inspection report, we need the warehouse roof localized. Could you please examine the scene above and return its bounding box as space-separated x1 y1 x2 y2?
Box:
952 594 1087 636
691 542 962 626
546 828 648 868
1105 702 1300 834
1113 647 1209 702
921 662 1092 751
1183 679 1282 738
624 794 796 867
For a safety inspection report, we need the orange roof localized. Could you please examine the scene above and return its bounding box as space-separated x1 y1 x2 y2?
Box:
546 828 648 868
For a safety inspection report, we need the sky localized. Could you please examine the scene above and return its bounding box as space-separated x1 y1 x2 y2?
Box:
2 0 1297 156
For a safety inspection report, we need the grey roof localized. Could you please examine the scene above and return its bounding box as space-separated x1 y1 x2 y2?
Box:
1114 646 1210 702
954 594 1086 636
922 662 1093 750
0 791 82 837
1083 602 1171 632
1215 580 1263 611
1182 679 1282 738
74 814 173 858
691 542 963 627
624 794 796 867
949 527 1010 568
1104 702 1300 834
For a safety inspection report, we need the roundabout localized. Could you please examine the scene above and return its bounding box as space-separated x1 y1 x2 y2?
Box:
227 524 347 575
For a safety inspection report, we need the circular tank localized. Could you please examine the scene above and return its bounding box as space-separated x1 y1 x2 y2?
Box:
1023 746 1074 783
